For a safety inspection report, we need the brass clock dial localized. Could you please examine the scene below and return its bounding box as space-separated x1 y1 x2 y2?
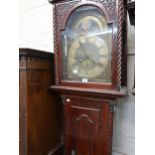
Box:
74 15 106 35
67 36 109 80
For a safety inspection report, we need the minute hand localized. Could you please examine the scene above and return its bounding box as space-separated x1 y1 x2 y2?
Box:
79 41 99 64
79 41 89 58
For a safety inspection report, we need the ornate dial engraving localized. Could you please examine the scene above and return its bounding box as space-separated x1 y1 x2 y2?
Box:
68 36 109 79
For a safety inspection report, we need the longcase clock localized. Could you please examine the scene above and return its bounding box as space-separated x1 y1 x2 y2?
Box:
49 0 127 154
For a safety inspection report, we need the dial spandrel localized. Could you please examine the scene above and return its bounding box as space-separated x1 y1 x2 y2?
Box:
61 6 112 83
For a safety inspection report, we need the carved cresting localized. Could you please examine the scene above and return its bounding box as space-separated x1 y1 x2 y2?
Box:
100 0 115 5
99 0 116 20
55 0 80 29
55 0 116 30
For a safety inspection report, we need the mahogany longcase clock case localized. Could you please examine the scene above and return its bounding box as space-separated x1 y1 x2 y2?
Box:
49 0 127 154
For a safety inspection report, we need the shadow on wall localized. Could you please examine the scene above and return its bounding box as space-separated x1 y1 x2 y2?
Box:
112 14 135 155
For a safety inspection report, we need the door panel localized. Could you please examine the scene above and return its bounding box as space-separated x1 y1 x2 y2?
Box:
72 106 100 155
63 96 114 155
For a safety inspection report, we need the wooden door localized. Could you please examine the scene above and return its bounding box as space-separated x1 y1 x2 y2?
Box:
63 96 114 155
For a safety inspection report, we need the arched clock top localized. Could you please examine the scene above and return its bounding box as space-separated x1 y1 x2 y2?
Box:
61 4 111 30
54 0 116 30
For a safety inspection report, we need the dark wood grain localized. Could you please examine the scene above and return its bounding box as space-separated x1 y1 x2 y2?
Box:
52 0 127 90
62 96 115 155
49 0 127 155
50 85 126 99
19 48 63 155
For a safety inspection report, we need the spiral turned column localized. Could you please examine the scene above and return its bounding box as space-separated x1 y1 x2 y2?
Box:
117 0 125 89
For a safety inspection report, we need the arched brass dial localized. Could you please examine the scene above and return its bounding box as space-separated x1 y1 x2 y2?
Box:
62 7 112 82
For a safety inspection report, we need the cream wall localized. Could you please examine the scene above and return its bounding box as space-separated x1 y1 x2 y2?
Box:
113 15 135 155
19 0 54 52
19 1 135 155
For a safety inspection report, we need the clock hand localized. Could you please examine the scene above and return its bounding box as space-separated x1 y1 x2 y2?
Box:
79 40 88 59
78 41 98 68
70 55 85 65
